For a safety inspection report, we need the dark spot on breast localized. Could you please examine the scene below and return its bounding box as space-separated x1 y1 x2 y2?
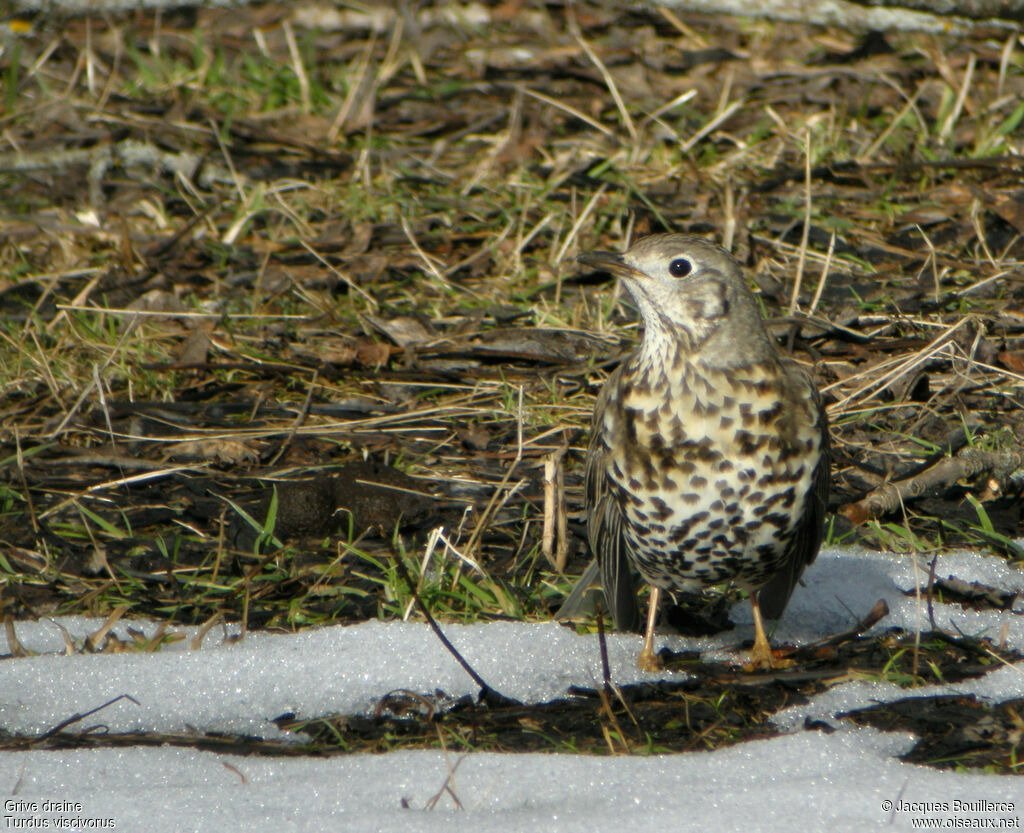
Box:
763 512 792 529
735 430 765 455
758 401 783 424
650 497 673 521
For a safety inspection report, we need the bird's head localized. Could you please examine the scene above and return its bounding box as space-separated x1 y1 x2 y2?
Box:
577 233 774 365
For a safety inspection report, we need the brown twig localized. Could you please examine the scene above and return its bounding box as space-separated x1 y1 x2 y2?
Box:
424 732 466 811
266 370 319 466
3 615 29 658
31 694 141 745
791 598 890 660
391 548 519 707
840 446 1024 523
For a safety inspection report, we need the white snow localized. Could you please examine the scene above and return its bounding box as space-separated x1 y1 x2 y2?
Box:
2 547 1022 832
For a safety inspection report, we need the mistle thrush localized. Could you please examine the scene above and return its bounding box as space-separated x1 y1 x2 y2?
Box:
559 233 829 670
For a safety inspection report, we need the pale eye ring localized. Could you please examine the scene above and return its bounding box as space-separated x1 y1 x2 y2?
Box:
669 258 692 278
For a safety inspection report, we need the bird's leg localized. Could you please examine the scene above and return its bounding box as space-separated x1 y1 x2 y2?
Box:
747 591 776 670
637 586 663 671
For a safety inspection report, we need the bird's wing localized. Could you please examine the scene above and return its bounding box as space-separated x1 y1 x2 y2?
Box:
585 374 641 632
758 388 830 620
553 557 603 621
586 458 641 632
555 370 641 631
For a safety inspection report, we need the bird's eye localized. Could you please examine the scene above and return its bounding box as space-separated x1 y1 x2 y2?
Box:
668 258 692 278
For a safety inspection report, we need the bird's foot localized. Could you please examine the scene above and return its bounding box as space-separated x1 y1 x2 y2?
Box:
744 591 795 671
743 634 794 672
637 646 664 672
637 586 664 672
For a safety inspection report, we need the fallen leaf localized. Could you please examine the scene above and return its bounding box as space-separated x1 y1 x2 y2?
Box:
167 439 259 465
